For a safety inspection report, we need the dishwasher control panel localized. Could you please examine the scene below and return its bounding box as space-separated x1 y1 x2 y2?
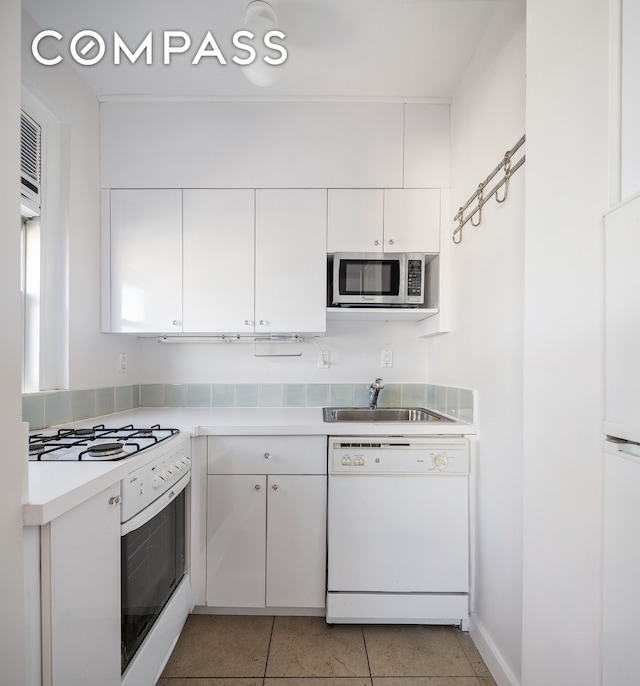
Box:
329 437 469 475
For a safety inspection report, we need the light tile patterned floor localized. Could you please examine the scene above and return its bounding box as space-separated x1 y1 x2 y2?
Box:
159 615 497 686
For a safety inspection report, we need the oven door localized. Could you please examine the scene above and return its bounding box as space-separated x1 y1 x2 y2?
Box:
333 253 405 305
120 472 189 673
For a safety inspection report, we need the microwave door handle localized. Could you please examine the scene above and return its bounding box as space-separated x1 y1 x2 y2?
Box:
120 472 190 536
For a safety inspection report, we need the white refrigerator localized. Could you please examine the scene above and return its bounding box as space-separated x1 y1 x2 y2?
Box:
603 191 640 685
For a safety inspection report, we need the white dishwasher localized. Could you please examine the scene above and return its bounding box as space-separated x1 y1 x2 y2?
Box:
326 436 470 628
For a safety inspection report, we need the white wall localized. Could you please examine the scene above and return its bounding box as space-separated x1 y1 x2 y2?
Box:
425 3 525 684
21 11 139 391
0 0 27 682
521 0 608 684
138 320 431 384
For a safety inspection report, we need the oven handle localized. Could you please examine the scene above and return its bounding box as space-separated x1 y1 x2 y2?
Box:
121 471 190 536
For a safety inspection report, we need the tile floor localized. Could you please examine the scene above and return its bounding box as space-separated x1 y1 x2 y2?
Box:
159 615 496 686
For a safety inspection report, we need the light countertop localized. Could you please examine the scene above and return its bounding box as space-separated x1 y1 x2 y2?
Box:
25 407 476 525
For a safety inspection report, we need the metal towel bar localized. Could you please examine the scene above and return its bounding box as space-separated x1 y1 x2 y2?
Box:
453 134 526 244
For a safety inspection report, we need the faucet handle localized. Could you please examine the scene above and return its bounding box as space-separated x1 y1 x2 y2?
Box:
372 377 384 388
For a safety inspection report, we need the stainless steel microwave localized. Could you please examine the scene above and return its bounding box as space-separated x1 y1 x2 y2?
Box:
331 252 426 307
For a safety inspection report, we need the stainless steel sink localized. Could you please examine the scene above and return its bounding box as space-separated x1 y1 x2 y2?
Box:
322 407 453 423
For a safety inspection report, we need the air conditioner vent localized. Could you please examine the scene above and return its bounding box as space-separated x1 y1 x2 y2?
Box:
20 110 41 206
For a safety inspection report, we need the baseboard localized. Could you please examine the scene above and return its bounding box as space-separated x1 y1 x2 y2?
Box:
192 605 325 617
469 613 521 686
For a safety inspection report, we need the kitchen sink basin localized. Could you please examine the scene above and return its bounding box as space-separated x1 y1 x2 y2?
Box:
322 407 453 423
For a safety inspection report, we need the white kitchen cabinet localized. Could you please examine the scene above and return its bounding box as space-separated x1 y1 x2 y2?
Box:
383 189 440 253
104 188 327 335
403 104 450 189
327 188 440 253
41 485 121 686
100 101 405 189
206 474 267 608
266 473 327 608
109 189 183 333
182 189 255 333
327 189 384 252
206 436 327 610
255 189 327 334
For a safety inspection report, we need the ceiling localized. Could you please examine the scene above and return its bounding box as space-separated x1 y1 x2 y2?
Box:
22 0 504 101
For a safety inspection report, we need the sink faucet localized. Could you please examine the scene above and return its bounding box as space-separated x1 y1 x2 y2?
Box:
369 378 384 409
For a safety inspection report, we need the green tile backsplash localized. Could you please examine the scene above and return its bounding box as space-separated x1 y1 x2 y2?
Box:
22 382 474 430
23 385 140 431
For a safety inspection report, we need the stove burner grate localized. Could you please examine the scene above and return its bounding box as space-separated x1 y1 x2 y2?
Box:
85 442 126 458
29 424 180 461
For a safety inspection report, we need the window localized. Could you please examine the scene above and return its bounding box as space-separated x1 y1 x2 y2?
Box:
21 215 41 393
20 109 42 393
20 91 69 392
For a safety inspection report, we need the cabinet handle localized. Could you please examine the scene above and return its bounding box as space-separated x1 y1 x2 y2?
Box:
254 484 261 491
245 319 254 326
109 495 120 506
374 239 380 246
264 452 271 459
172 320 181 326
388 239 394 246
259 319 268 326
271 483 279 491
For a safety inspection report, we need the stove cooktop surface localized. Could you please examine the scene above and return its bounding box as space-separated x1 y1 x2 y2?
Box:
28 424 180 461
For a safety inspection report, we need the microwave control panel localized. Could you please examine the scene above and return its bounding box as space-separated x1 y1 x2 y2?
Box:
407 259 423 297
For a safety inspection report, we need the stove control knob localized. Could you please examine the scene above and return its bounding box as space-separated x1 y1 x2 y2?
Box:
433 454 449 470
162 469 171 481
174 461 182 472
152 476 163 490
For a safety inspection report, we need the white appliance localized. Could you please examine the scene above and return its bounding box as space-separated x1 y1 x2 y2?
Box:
602 439 640 685
120 432 191 685
326 436 470 628
330 252 426 307
602 193 640 684
30 424 191 685
604 191 640 442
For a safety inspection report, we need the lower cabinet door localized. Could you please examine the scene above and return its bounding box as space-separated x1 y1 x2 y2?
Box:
266 475 327 609
206 475 267 608
45 486 121 686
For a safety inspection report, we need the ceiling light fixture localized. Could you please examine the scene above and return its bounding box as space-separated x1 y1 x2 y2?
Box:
241 0 282 87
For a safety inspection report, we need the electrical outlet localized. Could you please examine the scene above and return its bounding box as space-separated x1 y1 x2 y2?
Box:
318 349 330 369
118 352 128 373
381 349 393 368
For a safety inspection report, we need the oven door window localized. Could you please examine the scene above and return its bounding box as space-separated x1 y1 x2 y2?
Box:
338 259 400 296
121 488 186 673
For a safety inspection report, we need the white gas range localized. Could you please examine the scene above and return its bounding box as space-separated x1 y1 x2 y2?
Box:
29 423 192 685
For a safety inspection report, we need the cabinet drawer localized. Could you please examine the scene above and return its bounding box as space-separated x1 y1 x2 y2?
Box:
208 435 327 475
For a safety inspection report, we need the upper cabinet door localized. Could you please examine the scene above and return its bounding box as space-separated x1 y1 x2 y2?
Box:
255 190 327 335
604 193 640 434
327 189 384 253
183 190 255 333
327 188 441 254
110 189 183 333
383 189 441 253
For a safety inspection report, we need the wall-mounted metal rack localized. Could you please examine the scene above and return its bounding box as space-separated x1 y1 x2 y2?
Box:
453 134 526 244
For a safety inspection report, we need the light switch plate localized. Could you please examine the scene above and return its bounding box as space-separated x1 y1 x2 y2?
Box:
381 349 393 368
